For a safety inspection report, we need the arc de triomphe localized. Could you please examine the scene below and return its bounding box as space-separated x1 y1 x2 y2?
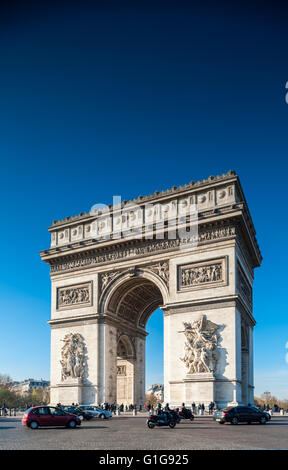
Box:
40 170 262 408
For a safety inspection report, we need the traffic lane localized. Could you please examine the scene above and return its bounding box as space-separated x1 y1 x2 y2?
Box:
0 416 287 450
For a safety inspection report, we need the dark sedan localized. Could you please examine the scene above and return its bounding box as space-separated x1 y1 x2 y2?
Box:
213 406 269 425
60 406 93 421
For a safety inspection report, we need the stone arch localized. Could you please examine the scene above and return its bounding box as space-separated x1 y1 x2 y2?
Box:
117 334 136 360
116 334 137 406
99 268 167 327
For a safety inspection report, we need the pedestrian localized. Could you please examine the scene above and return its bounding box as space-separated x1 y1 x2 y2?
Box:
156 403 162 415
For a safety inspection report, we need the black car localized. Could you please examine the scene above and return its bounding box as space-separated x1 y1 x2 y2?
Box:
60 406 93 421
213 406 269 425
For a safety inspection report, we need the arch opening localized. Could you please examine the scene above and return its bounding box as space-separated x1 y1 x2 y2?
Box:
106 276 164 328
106 275 164 406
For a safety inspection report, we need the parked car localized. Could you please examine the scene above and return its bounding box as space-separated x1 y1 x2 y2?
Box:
79 405 112 419
213 406 269 425
22 406 82 429
59 406 93 421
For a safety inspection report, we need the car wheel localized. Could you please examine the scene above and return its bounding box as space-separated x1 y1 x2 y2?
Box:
29 421 39 430
68 420 77 429
231 417 239 425
169 421 176 428
99 414 105 419
219 421 225 424
260 417 267 425
190 416 194 421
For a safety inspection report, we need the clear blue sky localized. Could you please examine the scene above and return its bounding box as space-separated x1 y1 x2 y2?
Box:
0 1 287 398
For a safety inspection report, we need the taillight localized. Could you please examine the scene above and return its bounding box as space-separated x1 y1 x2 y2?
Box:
223 412 229 416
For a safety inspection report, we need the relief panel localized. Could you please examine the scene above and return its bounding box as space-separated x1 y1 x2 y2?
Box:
56 282 92 310
178 256 228 291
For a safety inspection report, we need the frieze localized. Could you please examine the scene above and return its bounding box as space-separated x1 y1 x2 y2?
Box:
178 257 227 291
57 282 92 310
50 225 236 274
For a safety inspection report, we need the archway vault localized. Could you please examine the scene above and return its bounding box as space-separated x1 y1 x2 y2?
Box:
100 269 167 328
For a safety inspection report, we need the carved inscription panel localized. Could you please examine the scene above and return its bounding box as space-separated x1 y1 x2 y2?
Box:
178 257 227 291
57 282 92 310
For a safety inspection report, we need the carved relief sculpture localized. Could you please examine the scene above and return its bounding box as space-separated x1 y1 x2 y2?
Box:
179 257 226 291
148 262 169 285
180 315 221 374
60 333 86 381
117 365 126 375
101 271 120 291
57 283 91 309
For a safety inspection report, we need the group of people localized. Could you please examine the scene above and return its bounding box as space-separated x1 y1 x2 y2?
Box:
191 402 216 415
148 401 216 416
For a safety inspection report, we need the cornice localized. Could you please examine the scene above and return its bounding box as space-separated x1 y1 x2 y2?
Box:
49 170 238 228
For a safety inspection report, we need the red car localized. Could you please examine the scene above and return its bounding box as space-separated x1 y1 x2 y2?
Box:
22 406 81 429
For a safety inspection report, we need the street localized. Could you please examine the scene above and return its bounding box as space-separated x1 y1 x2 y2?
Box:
0 414 287 450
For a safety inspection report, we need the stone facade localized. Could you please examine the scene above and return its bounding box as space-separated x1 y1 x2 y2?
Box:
40 171 262 408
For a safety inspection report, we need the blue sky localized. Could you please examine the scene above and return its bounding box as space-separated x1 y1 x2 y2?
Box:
0 1 287 398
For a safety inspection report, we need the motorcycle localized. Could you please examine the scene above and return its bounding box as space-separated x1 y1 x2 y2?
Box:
146 411 178 429
176 408 195 422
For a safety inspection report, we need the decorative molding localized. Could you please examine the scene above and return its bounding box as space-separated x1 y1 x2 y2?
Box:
57 282 92 310
50 225 235 274
50 170 237 227
178 257 227 291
